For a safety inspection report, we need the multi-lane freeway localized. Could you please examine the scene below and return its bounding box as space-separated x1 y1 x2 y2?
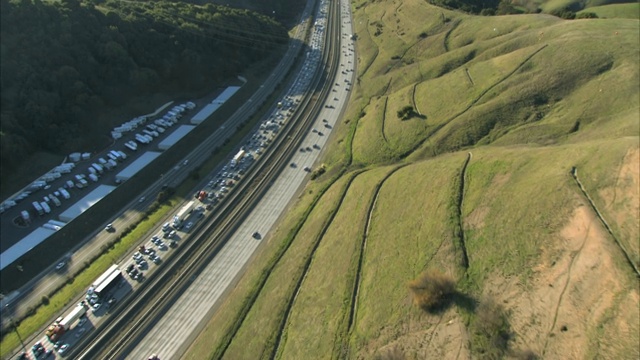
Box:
4 0 357 358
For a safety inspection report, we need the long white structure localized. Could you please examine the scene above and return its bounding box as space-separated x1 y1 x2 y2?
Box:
190 103 222 125
0 227 57 271
157 125 196 150
58 185 117 222
114 151 162 182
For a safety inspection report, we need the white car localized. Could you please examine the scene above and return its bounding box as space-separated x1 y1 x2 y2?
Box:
55 262 66 270
58 344 70 354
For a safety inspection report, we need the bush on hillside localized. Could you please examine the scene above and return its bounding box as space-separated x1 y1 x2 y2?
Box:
408 269 456 311
551 8 576 19
470 299 512 358
576 12 598 19
397 105 415 120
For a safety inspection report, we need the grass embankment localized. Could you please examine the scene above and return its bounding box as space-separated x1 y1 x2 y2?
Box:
184 0 638 358
185 173 354 359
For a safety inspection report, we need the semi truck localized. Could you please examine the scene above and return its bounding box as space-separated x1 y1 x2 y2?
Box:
172 200 195 229
45 303 88 341
32 201 44 216
230 150 246 168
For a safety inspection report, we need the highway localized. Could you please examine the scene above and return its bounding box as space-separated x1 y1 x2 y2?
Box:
125 0 355 358
3 0 358 357
3 2 315 360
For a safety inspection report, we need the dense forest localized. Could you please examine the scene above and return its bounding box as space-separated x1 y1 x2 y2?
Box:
0 0 289 179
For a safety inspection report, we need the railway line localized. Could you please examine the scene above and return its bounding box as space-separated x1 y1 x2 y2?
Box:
74 0 344 358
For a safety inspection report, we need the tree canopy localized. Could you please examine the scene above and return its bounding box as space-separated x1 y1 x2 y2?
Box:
0 0 288 176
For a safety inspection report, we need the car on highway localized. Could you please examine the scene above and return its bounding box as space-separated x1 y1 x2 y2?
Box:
252 232 261 239
303 166 311 172
75 327 86 338
185 222 194 230
55 261 66 270
77 317 87 326
104 223 114 232
107 297 117 308
57 344 70 355
92 302 102 310
139 196 146 203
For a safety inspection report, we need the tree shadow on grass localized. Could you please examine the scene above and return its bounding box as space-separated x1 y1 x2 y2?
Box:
423 290 478 315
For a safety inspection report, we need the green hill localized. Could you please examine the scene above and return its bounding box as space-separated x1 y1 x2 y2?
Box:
181 1 638 359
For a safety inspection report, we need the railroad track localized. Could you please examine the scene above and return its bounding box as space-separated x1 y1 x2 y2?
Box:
74 0 343 358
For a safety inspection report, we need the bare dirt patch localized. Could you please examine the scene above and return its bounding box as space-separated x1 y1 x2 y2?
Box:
480 204 638 358
370 307 471 360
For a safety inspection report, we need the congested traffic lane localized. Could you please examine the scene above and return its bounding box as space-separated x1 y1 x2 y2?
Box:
126 0 356 358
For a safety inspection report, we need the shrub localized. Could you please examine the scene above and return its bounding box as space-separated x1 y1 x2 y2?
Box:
408 269 456 311
397 105 415 120
576 12 598 19
470 299 512 358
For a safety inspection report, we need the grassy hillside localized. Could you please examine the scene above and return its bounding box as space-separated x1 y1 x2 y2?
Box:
578 2 640 18
185 1 639 359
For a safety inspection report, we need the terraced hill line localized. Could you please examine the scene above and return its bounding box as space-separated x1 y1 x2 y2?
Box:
443 19 461 53
571 167 640 277
399 44 549 160
339 164 410 359
412 83 422 116
381 96 389 143
211 172 348 359
454 152 472 271
464 68 474 86
271 170 368 360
